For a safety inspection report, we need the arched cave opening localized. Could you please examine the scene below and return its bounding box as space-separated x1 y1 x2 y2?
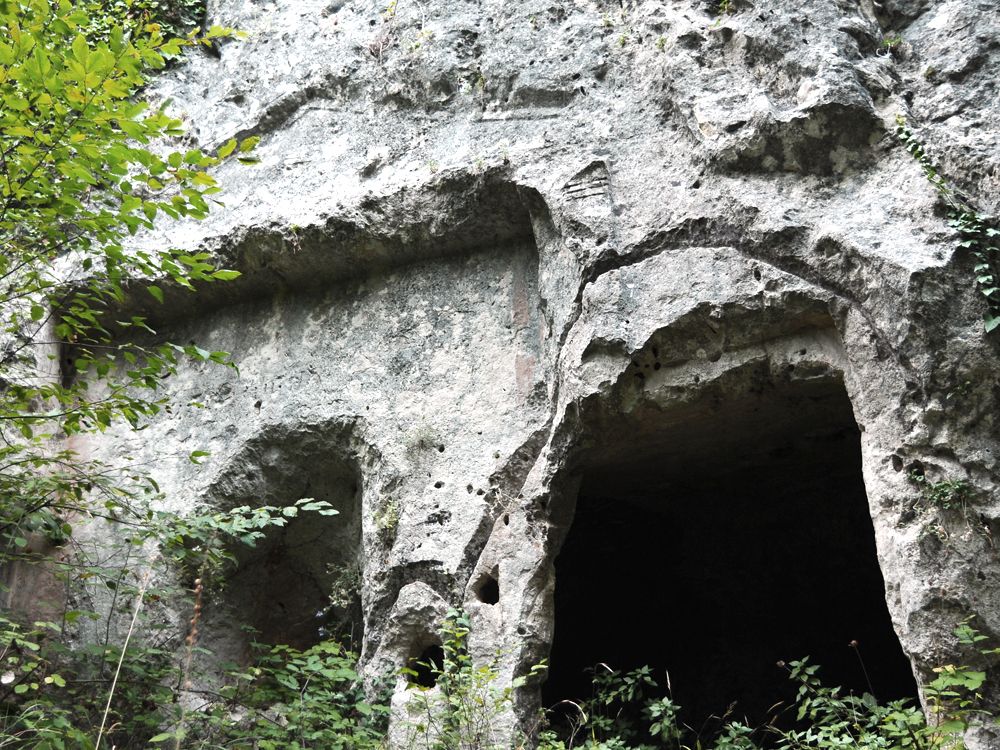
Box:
543 372 918 736
207 443 365 656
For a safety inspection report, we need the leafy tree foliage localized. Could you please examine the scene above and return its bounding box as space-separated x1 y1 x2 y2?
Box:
0 1 275 746
94 0 207 41
0 0 255 570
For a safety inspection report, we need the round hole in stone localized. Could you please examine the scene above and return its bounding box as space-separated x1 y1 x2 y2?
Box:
476 573 500 605
409 643 445 688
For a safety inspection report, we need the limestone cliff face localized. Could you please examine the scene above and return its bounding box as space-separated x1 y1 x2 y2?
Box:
88 0 1000 742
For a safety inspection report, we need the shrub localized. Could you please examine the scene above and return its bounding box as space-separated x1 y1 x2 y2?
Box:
403 609 545 750
192 639 390 750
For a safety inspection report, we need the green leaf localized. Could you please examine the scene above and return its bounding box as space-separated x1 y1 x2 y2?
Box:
147 285 164 303
211 269 241 280
936 719 967 735
32 45 50 77
71 34 89 65
218 138 237 158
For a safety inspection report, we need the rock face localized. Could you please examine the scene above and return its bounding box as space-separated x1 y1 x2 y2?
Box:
86 0 1000 743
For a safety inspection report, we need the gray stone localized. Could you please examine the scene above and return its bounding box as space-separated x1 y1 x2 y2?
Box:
78 0 1000 744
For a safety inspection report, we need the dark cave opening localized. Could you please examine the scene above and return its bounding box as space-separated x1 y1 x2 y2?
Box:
543 374 918 736
476 572 501 605
409 643 445 688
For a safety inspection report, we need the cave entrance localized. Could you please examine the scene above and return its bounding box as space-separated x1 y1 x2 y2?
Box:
543 371 917 735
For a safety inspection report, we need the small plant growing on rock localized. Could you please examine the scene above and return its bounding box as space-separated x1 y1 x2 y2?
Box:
715 0 734 18
879 33 904 56
909 470 973 511
895 116 1000 332
375 497 401 543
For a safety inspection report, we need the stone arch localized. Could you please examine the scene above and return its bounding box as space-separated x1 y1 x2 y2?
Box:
535 317 920 734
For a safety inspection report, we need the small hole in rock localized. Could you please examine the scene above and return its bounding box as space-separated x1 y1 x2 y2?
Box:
437 445 445 453
503 513 510 525
891 455 904 472
467 484 474 493
753 268 762 281
409 643 444 688
476 574 500 605
434 481 444 489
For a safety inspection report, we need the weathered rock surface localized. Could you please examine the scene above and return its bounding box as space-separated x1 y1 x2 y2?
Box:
84 0 1000 743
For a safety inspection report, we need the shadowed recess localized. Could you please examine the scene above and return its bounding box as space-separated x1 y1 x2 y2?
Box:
544 373 918 734
201 428 365 658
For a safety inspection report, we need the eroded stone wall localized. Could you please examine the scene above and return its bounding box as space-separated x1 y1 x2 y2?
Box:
82 0 1000 744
